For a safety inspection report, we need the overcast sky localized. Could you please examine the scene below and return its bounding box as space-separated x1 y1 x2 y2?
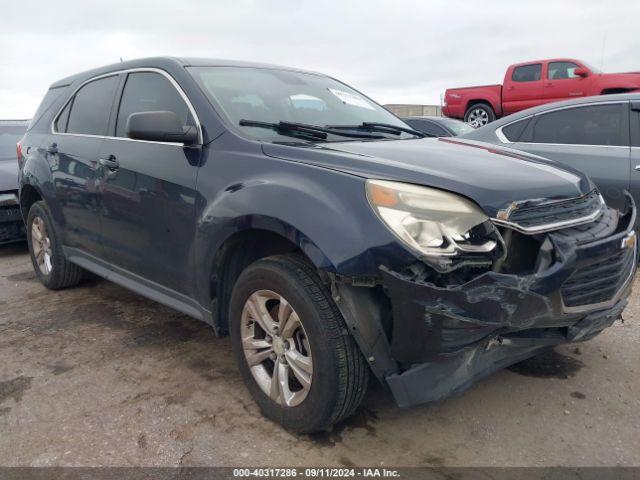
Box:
1 0 639 118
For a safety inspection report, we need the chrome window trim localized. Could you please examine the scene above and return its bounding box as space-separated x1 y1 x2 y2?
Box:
50 67 203 146
491 194 605 234
494 100 629 146
517 142 630 149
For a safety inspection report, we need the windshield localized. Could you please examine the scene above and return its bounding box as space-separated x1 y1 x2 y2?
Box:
188 66 413 142
0 124 27 161
438 118 475 135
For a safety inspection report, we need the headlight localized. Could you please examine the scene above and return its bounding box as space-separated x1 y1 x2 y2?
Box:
366 180 502 271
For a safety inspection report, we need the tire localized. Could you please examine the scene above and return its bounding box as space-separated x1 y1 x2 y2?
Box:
229 254 369 433
464 103 496 127
26 201 84 290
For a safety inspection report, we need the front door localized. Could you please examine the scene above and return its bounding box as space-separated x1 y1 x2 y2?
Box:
543 61 590 103
47 74 120 257
97 70 201 296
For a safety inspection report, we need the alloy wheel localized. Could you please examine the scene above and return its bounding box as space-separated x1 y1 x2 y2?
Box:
240 289 313 407
467 108 489 127
31 216 53 275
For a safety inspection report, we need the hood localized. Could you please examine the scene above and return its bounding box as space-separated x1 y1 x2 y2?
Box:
0 160 19 192
262 137 594 217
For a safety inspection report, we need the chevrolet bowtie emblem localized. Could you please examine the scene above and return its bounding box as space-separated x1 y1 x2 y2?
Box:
621 231 637 250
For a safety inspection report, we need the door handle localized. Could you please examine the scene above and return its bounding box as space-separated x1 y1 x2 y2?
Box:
98 155 119 170
635 165 640 171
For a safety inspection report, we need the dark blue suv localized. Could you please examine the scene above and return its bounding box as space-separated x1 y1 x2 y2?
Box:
18 57 637 432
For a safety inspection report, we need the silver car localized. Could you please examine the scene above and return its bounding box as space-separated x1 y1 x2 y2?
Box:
463 93 640 213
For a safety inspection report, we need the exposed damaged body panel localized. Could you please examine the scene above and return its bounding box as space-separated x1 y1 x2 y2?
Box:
336 193 637 408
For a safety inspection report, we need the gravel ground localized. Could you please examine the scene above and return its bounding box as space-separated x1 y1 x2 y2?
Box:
0 242 639 467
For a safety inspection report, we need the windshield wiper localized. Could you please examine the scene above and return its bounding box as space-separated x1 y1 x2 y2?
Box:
239 119 386 140
325 122 428 138
240 119 328 140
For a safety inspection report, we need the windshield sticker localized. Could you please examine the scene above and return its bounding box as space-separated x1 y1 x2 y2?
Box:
328 88 375 110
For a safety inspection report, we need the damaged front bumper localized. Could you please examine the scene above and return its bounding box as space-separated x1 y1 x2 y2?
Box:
380 204 637 408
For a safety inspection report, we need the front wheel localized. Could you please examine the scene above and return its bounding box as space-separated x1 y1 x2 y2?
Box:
464 103 496 127
229 254 369 433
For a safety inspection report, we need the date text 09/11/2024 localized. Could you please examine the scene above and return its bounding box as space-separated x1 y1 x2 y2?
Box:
232 468 401 477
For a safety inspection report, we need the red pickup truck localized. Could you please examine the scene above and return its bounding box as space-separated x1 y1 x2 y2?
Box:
442 58 640 127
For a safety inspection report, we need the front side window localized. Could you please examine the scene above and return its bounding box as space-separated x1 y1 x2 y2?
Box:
548 62 580 80
530 104 627 146
115 72 193 138
188 66 412 142
511 64 542 82
64 76 119 136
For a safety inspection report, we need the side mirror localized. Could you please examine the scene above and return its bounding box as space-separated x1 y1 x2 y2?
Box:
573 67 589 78
126 111 199 145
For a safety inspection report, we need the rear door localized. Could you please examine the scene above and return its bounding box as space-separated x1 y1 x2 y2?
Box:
502 64 543 115
47 74 119 257
97 70 201 296
511 102 631 211
543 61 589 102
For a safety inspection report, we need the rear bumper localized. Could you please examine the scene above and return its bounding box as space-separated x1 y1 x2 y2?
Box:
441 105 461 119
0 191 25 244
381 207 636 408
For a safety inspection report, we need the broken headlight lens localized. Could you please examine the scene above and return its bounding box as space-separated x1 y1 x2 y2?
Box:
366 180 498 261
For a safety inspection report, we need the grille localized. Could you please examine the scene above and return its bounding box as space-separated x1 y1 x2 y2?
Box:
508 190 602 230
561 247 635 308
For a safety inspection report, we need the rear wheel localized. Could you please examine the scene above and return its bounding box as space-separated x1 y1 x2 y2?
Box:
229 254 369 433
26 201 83 290
464 103 496 127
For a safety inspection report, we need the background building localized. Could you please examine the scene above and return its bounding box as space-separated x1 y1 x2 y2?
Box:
384 104 442 117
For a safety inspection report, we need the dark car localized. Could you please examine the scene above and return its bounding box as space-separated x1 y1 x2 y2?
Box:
1 119 29 244
19 57 637 432
462 93 640 213
401 115 475 137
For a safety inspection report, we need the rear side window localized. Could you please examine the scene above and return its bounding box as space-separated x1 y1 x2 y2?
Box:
115 72 192 138
55 102 71 133
511 64 542 82
64 76 119 136
500 117 531 142
529 104 628 146
28 86 68 131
